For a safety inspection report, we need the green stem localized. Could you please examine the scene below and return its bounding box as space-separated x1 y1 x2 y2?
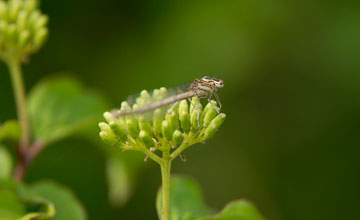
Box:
7 58 30 150
161 150 171 220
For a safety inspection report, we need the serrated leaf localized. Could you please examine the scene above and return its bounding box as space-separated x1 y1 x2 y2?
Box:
157 176 211 220
27 76 108 145
198 200 266 220
0 121 21 143
0 146 13 179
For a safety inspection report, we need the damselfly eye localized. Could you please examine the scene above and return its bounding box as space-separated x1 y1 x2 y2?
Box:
216 79 224 88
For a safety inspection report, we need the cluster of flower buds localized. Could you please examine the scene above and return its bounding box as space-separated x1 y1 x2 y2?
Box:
99 87 226 160
0 0 48 61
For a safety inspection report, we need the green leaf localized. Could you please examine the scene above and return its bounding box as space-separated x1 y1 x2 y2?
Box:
0 146 13 179
23 181 86 220
0 186 25 219
157 176 211 220
198 200 266 220
0 180 55 220
27 76 108 145
0 120 21 143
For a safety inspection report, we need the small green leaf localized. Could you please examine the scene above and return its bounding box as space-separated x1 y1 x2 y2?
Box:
0 120 21 142
0 179 55 220
0 146 13 179
198 200 266 220
28 76 108 145
157 176 210 220
23 181 86 220
0 186 25 219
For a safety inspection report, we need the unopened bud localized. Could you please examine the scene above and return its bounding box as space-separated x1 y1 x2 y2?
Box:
18 29 30 48
126 118 139 138
109 120 127 142
161 120 173 141
204 113 226 140
139 130 154 147
34 27 47 47
203 104 218 128
99 131 117 146
179 100 190 133
172 130 184 146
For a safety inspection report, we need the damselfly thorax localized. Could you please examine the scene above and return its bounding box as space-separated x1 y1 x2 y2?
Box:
112 76 224 119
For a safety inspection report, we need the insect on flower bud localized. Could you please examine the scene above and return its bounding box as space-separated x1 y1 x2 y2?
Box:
204 113 226 140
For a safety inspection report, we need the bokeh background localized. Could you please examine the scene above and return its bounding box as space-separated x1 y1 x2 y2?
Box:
1 0 360 219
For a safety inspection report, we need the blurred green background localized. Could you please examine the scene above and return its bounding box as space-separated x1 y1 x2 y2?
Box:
1 0 360 219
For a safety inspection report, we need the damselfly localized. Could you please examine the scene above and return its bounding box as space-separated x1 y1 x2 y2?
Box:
112 76 224 121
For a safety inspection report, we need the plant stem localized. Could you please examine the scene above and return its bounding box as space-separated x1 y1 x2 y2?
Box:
161 150 171 220
7 58 30 150
7 57 30 181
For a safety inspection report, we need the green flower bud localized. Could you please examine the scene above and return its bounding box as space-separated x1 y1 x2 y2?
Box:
103 111 114 123
126 118 139 138
202 100 217 117
6 24 17 42
140 90 151 100
18 29 30 48
204 113 226 140
203 104 218 128
189 97 198 115
179 100 190 133
98 122 111 133
34 14 48 30
120 101 131 112
0 1 8 20
172 130 184 147
16 10 28 31
165 110 178 131
33 27 47 47
190 102 203 131
153 108 163 136
139 130 154 147
139 117 153 136
24 0 38 12
99 131 117 146
9 0 21 21
0 20 8 34
28 9 40 29
161 120 173 141
109 120 127 142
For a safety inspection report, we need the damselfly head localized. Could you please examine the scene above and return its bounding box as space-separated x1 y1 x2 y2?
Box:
202 76 224 88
